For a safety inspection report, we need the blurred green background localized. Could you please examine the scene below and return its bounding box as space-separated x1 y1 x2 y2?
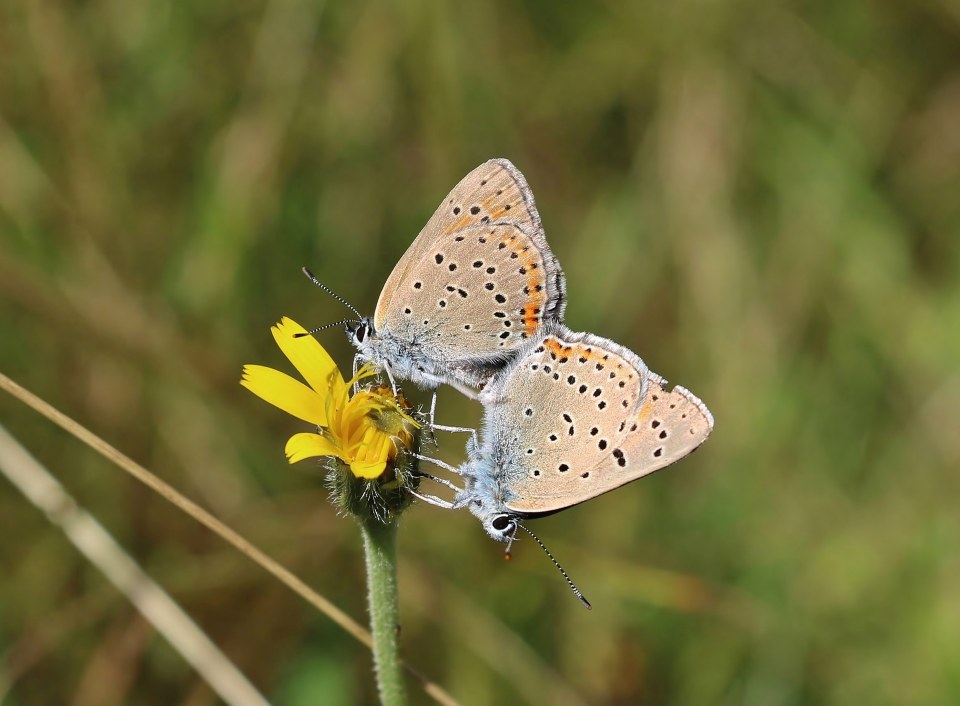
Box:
1 0 959 704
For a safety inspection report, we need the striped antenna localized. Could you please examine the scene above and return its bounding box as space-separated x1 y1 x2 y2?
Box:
293 319 360 338
517 523 591 609
301 267 363 319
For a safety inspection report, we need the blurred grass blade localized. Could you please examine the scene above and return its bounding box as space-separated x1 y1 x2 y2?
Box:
0 422 271 706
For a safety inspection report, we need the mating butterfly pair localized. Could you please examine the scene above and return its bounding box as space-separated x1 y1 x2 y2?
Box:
333 159 713 561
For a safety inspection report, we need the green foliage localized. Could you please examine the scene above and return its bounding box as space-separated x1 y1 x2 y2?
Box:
1 0 958 704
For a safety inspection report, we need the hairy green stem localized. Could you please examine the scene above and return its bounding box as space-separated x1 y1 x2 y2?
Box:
360 518 406 706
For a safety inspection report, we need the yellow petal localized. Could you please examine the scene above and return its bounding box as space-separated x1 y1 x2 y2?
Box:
241 365 328 425
325 384 339 431
344 410 371 449
351 425 375 460
271 317 346 401
350 458 387 479
370 432 395 464
368 427 391 461
345 362 381 390
285 432 344 464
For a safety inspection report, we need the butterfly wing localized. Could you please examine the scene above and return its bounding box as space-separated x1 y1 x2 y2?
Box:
372 160 566 378
480 329 713 515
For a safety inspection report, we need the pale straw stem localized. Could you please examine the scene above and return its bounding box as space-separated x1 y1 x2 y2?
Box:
0 423 269 706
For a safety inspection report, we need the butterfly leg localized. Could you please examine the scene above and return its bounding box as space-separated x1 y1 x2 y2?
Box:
411 452 463 477
429 423 479 450
418 373 480 401
447 379 481 401
383 363 399 396
426 390 479 444
351 354 364 394
408 489 456 510
416 471 463 493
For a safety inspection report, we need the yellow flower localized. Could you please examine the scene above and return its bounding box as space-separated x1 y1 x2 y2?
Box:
241 317 418 479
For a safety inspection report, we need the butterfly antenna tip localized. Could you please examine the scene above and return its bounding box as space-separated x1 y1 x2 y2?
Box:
301 267 363 319
518 523 591 609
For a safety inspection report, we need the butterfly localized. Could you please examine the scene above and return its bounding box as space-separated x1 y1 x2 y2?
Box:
459 327 714 538
408 325 713 605
345 158 566 399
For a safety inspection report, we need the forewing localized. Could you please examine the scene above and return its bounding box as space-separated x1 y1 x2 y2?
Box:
375 223 568 368
482 330 713 515
374 159 565 344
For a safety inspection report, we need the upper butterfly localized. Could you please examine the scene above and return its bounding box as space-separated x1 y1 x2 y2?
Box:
347 159 567 399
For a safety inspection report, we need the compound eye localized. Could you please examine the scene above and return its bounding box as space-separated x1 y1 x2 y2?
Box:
354 324 367 344
491 515 513 532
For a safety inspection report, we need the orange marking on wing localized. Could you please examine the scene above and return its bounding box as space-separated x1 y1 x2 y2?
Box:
523 304 541 335
543 338 564 355
636 396 655 425
519 247 545 335
522 277 544 335
442 215 473 234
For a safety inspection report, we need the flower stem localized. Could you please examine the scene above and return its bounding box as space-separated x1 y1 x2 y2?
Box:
360 518 407 706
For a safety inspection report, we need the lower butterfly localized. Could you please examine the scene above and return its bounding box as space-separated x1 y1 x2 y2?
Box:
412 324 714 606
